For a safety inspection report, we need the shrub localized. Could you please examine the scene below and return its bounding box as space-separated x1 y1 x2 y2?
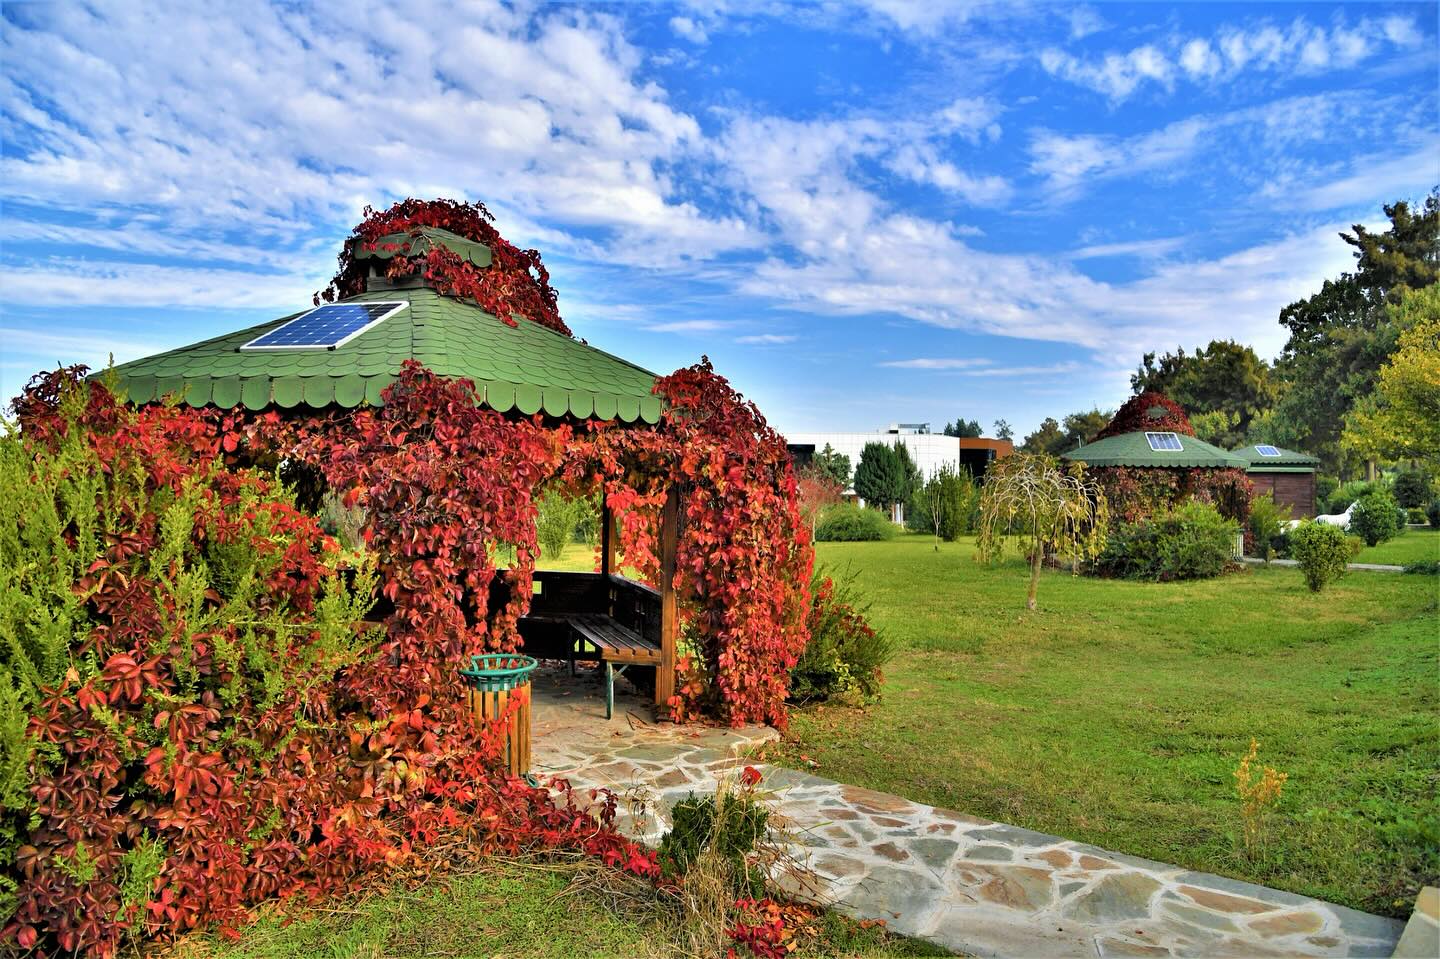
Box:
1350 487 1401 546
1094 501 1238 581
1393 467 1434 509
1404 560 1439 575
536 488 585 559
1290 521 1351 591
1315 474 1338 507
814 503 894 542
1246 493 1287 563
1234 739 1288 857
1429 499 1440 529
1327 479 1375 515
789 569 891 704
1 373 377 954
905 464 974 544
1405 507 1427 525
658 775 770 898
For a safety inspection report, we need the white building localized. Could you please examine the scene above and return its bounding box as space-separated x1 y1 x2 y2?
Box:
785 423 1015 522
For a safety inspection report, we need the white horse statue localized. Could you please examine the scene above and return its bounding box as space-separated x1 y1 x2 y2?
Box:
1313 501 1356 531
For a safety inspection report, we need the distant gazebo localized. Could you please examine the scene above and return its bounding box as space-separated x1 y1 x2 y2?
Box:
106 227 680 714
1231 444 1319 518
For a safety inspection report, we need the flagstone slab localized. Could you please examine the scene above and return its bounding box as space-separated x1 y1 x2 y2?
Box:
527 665 1405 958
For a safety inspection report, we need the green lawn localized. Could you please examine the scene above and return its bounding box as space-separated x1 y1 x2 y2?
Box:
775 533 1438 917
165 859 945 959
1354 526 1440 566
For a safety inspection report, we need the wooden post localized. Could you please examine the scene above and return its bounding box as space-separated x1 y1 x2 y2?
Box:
600 491 614 578
656 485 679 712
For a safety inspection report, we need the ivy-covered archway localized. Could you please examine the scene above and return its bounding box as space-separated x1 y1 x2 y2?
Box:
108 198 814 729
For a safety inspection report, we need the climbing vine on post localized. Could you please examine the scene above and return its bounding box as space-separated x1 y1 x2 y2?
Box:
976 452 1109 610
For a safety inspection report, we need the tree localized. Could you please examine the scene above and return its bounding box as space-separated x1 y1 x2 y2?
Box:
1276 193 1439 471
796 469 845 536
1131 340 1277 447
810 443 852 489
891 441 922 500
911 463 972 550
992 419 1014 441
1061 408 1111 449
943 418 982 438
1022 410 1111 455
976 453 1109 610
1021 417 1064 454
853 442 907 511
1342 285 1440 464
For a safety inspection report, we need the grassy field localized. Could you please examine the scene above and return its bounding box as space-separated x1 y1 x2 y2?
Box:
1354 527 1440 566
774 534 1438 917
165 859 945 959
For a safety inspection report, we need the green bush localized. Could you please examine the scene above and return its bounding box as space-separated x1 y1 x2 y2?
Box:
1428 500 1440 529
1404 560 1439 575
1291 521 1351 592
1406 507 1428 525
1327 480 1375 515
657 790 769 896
1093 501 1238 581
1246 493 1287 563
1315 474 1338 506
814 503 894 542
535 489 586 559
905 465 975 541
790 568 891 704
1350 488 1401 546
1393 468 1434 509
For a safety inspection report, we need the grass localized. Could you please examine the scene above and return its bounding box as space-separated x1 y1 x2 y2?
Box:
774 533 1438 917
162 858 947 959
1353 526 1440 566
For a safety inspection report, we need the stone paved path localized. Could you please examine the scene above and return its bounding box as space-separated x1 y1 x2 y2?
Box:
531 666 1404 958
1241 557 1408 573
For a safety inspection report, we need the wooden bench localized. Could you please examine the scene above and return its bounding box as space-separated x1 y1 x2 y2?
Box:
566 613 661 718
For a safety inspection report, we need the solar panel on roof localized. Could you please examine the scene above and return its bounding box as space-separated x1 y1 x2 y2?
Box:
1145 431 1183 451
240 302 407 351
1255 444 1281 457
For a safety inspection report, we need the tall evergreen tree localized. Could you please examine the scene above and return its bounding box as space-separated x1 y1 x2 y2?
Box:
1275 193 1439 471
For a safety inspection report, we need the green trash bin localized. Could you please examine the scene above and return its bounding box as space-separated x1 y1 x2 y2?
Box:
460 654 538 776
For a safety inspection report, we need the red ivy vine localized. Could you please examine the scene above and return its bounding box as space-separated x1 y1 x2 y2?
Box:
315 197 569 335
3 371 657 957
1096 390 1194 439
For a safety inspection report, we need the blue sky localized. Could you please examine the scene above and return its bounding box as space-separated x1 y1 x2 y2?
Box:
1 1 1436 438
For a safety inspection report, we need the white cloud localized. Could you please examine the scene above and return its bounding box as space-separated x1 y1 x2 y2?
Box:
1069 237 1185 260
880 357 993 369
1044 14 1424 101
669 16 708 44
1288 140 1440 211
644 319 728 334
0 2 753 271
736 333 797 345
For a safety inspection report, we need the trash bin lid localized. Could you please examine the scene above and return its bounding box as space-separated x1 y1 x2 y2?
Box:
459 653 538 690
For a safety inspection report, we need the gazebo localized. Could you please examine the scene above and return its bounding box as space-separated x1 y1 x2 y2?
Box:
1064 431 1249 471
106 228 682 715
1230 444 1319 518
1062 428 1252 524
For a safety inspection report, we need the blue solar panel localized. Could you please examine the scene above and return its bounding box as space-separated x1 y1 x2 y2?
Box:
1255 444 1281 457
240 302 406 351
1145 432 1183 451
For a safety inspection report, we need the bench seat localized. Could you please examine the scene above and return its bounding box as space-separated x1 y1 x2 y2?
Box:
564 614 660 718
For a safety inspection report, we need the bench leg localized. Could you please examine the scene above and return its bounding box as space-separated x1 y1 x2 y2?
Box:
606 661 614 719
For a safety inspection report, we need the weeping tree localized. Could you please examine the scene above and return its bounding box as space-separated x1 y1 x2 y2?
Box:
976 452 1109 610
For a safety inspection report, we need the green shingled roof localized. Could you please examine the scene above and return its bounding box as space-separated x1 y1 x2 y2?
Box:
1063 431 1248 469
351 227 493 268
1230 444 1319 471
107 286 663 423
